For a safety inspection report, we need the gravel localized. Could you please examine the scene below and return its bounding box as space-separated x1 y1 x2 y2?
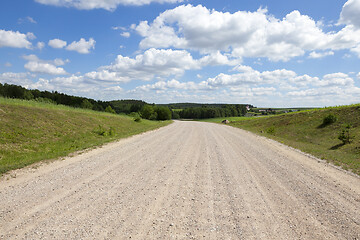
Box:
0 121 359 239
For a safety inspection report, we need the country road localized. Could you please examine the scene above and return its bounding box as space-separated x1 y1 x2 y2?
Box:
0 121 359 239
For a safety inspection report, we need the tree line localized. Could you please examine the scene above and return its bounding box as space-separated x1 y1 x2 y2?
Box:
0 83 146 115
175 104 248 119
0 83 248 120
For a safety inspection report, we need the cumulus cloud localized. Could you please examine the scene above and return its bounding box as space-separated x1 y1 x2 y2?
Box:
0 72 32 86
351 44 360 57
339 0 360 29
34 0 184 11
66 38 95 54
23 55 68 75
48 38 67 48
308 51 334 59
37 42 45 50
0 29 33 49
134 4 360 61
315 73 354 87
86 48 239 83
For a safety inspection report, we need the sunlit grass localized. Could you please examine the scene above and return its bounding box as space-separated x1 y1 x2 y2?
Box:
0 97 171 175
229 105 360 175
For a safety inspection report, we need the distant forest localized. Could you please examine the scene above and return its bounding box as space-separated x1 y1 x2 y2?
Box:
0 83 250 120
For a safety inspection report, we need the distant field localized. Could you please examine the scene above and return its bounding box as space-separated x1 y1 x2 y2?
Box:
0 98 171 175
198 116 256 123
228 105 360 175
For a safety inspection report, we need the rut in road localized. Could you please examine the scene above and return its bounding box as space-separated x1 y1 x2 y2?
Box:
0 121 359 239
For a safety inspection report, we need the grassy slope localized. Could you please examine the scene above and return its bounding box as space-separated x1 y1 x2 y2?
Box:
228 105 360 175
0 98 171 175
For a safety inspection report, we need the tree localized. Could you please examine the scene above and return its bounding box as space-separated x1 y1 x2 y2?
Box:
155 106 172 120
105 105 116 114
81 99 93 109
140 105 155 119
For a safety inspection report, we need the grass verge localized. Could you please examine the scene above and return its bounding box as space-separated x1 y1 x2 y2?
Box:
0 98 171 175
227 105 360 175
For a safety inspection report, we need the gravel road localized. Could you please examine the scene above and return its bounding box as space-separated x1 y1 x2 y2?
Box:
1 121 359 239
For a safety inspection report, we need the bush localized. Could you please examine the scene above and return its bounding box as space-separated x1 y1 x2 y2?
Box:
134 117 142 122
105 106 116 114
94 125 116 136
108 127 116 136
338 124 353 144
94 125 107 136
323 114 337 126
266 126 276 135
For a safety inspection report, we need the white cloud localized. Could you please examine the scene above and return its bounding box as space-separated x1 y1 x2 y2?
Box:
18 16 37 24
66 38 95 54
26 32 36 40
315 73 354 87
351 44 360 57
37 42 45 50
112 26 127 30
87 48 239 83
48 38 67 48
34 0 184 11
339 0 360 29
0 72 31 85
0 29 33 49
23 55 68 75
25 62 67 75
85 70 130 82
91 48 201 82
5 62 12 67
357 72 360 79
308 51 334 59
120 32 130 38
134 4 360 61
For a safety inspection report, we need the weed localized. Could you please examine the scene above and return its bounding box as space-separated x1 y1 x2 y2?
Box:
94 125 108 136
108 127 116 136
266 126 276 135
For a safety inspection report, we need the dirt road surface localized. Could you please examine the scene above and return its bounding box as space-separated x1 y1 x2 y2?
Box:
1 121 359 239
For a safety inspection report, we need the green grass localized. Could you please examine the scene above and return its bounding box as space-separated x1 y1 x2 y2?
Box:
0 98 171 175
198 116 255 123
228 105 360 175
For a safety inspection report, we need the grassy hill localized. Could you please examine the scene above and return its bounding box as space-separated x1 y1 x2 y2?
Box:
0 98 171 175
228 105 360 175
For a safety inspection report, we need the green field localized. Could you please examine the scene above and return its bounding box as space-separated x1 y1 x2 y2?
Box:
0 98 171 175
227 105 360 175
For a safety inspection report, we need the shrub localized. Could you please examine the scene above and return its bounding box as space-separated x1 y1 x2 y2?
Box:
266 126 276 135
134 117 142 122
338 124 353 144
105 106 116 114
322 114 337 126
108 127 116 136
94 125 107 136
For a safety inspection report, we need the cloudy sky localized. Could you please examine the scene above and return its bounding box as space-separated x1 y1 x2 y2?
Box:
1 0 360 107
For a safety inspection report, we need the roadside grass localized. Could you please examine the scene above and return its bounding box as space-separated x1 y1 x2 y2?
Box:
197 116 255 123
0 98 171 175
228 105 360 175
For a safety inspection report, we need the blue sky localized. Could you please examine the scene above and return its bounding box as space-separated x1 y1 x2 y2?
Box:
1 0 360 107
